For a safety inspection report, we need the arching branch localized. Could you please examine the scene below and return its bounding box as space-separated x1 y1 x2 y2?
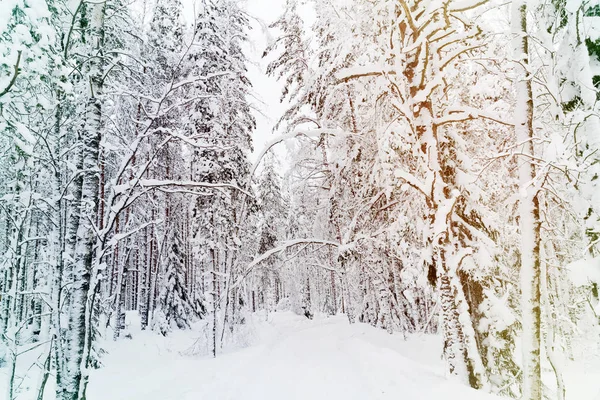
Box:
0 51 22 98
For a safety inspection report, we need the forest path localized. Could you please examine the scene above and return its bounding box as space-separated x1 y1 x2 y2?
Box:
87 312 499 400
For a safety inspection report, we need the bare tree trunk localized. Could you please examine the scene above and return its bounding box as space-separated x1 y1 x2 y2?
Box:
50 95 67 400
141 226 152 330
113 247 131 340
512 2 542 399
211 248 217 358
541 251 565 400
62 3 106 399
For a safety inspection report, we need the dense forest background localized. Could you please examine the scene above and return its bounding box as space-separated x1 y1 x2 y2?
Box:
1 0 600 399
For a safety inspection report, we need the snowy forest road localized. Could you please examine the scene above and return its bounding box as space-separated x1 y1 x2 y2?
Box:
86 312 500 400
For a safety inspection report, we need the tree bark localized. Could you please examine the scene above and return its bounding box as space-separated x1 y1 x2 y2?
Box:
62 2 106 399
512 2 542 399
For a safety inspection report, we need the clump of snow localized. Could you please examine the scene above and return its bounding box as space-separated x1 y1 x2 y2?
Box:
479 290 516 334
567 257 600 287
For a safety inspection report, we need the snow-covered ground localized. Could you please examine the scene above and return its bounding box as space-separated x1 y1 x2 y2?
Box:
87 312 499 400
3 311 600 399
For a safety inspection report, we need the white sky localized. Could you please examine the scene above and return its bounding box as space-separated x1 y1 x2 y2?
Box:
243 0 288 162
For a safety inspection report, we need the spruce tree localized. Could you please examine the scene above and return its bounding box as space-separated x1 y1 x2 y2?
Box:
154 230 203 336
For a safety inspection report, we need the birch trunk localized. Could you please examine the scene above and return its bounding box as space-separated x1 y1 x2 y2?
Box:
62 2 106 399
512 2 542 399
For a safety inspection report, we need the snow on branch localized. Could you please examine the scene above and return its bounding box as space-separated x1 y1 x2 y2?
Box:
567 257 600 287
250 128 358 177
102 220 162 257
0 51 22 97
450 0 490 13
394 169 430 201
434 107 514 127
343 190 386 245
439 43 485 71
335 66 396 83
170 71 233 92
248 239 339 269
148 127 230 149
225 239 341 298
138 179 254 198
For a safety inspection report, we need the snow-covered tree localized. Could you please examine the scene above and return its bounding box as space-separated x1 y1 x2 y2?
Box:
2 0 600 398
154 230 204 335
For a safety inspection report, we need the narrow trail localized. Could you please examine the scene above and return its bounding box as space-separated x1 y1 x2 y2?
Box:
87 312 499 400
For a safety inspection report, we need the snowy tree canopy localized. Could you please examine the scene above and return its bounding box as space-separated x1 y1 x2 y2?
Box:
0 0 599 400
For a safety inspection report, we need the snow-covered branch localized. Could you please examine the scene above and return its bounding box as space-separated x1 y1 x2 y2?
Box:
138 179 254 198
434 107 514 127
